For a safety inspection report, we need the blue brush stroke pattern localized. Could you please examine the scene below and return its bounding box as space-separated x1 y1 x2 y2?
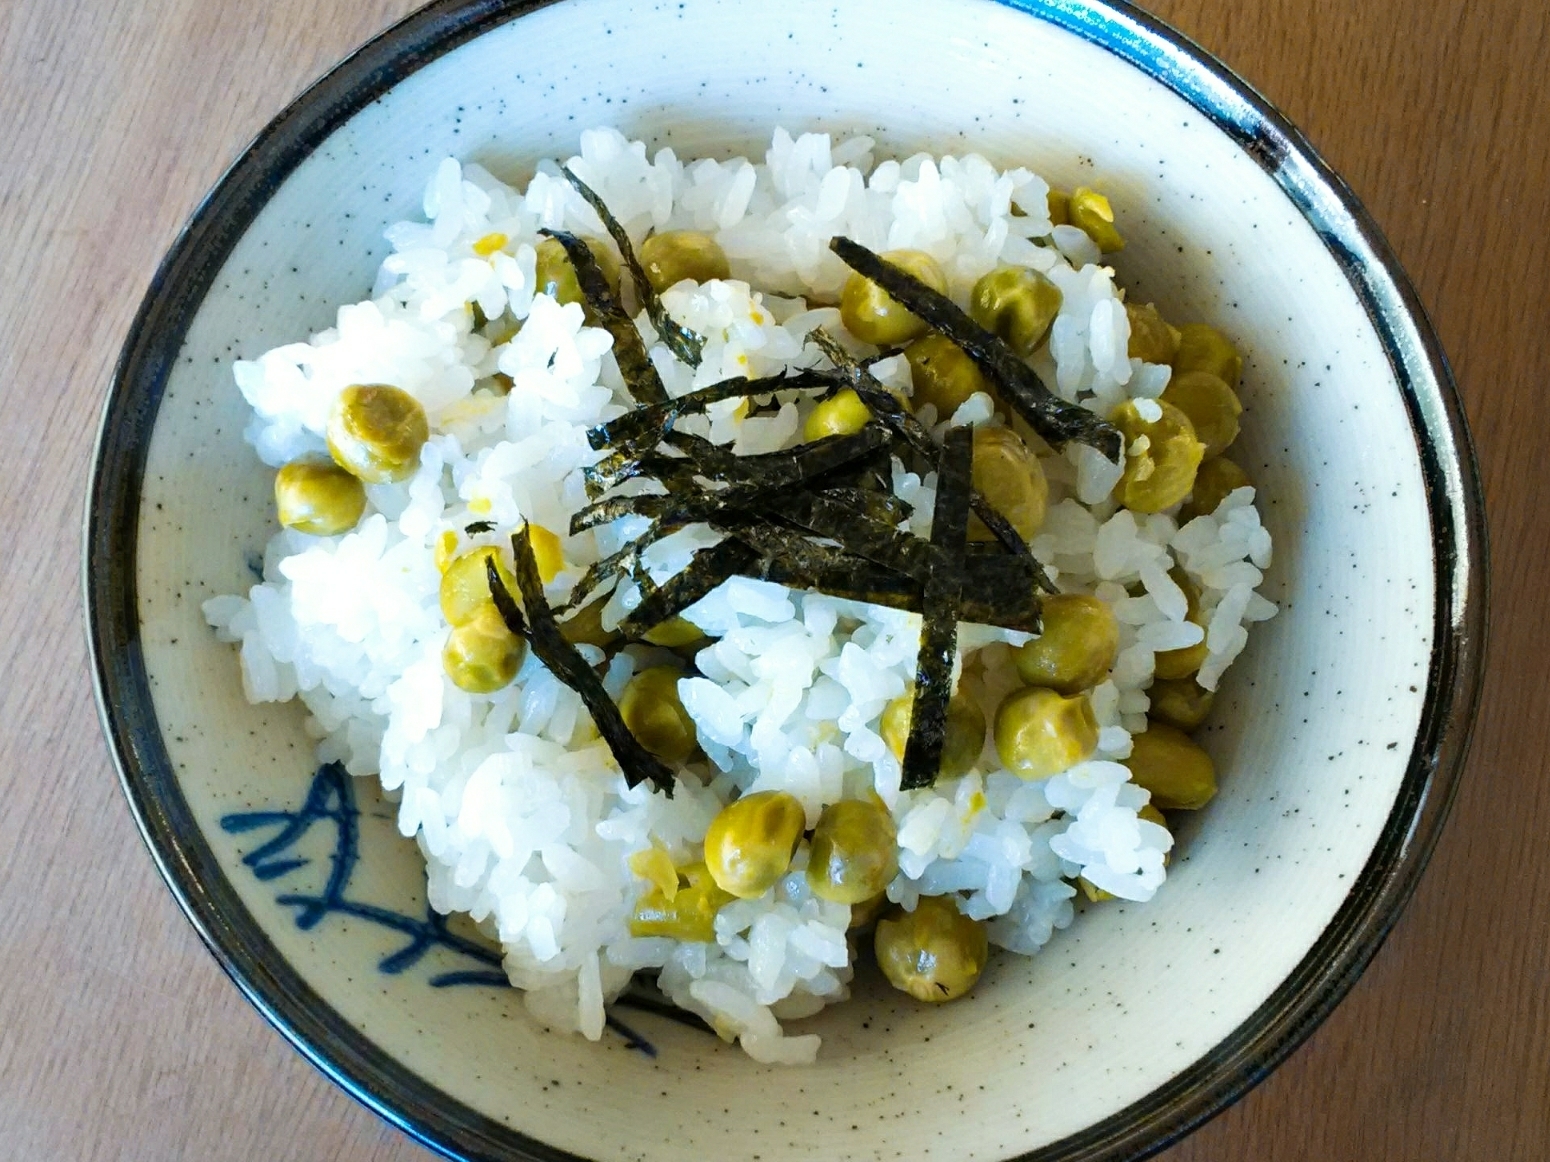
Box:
220 762 660 1054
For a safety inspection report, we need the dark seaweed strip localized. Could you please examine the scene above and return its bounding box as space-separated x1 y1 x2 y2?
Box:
560 165 705 368
506 526 674 794
464 520 496 535
586 368 841 451
569 492 681 534
827 237 1122 461
616 539 761 637
966 498 1057 594
758 489 935 579
817 486 912 526
560 517 695 612
901 427 974 790
485 557 529 639
541 229 668 406
662 424 892 490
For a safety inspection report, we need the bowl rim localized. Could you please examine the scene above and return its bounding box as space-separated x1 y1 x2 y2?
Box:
83 0 1489 1158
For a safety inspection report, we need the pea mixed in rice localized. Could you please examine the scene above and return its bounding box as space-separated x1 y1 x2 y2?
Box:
204 128 1276 1064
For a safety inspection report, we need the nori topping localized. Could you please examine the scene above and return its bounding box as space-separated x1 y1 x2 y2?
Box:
540 229 668 405
494 526 675 795
560 165 705 368
901 426 974 790
616 539 761 637
464 520 496 535
827 237 1122 462
586 368 841 452
816 486 912 526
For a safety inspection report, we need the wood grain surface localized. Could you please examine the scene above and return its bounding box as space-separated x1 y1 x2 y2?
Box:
1 0 1543 1157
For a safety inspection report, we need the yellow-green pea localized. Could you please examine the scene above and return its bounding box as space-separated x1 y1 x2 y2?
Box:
534 235 621 311
440 547 516 627
993 686 1098 780
638 230 730 292
969 426 1048 543
274 457 366 535
1162 370 1242 458
807 798 899 905
1147 678 1215 732
628 861 734 942
804 389 872 442
880 691 986 780
1110 398 1205 514
558 597 619 650
1153 569 1208 680
618 665 698 766
839 249 945 346
1173 322 1242 389
904 333 991 419
1047 189 1071 227
874 896 989 1004
1014 593 1119 694
1069 187 1125 252
1123 722 1217 810
1125 301 1181 364
969 265 1063 358
326 384 430 484
641 616 707 649
1181 456 1251 523
442 606 526 694
703 791 806 899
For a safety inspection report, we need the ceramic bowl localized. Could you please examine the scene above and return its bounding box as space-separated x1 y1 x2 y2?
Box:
86 0 1486 1158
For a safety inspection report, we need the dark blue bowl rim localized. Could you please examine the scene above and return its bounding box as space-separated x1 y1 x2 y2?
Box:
84 0 1488 1159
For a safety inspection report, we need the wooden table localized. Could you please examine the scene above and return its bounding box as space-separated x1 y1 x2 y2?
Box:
2 0 1544 1157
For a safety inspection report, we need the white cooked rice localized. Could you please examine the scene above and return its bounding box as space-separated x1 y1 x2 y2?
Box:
205 128 1276 1063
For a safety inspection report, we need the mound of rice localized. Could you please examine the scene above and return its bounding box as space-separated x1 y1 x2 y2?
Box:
204 128 1275 1064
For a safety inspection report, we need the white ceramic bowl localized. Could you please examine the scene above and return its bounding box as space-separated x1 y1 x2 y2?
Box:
87 0 1486 1158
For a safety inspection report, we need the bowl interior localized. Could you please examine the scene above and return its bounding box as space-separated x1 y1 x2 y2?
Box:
113 0 1449 1158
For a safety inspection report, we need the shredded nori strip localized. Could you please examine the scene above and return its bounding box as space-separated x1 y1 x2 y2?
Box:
560 165 705 368
464 520 496 535
616 539 761 637
816 486 912 526
492 526 674 794
586 368 841 452
541 229 668 405
662 424 892 489
827 237 1122 461
901 426 974 790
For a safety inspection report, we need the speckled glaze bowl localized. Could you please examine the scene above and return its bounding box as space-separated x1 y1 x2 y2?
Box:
86 0 1486 1158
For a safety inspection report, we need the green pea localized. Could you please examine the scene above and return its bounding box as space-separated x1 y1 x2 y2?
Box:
1180 456 1251 523
1162 370 1242 458
641 616 707 649
1173 322 1242 389
1014 593 1119 694
969 426 1048 544
442 606 526 694
969 265 1063 358
840 249 945 346
1124 722 1217 810
1153 569 1208 680
1110 398 1205 514
440 547 516 627
638 230 730 292
618 665 698 766
807 798 899 905
557 596 619 650
534 235 621 312
904 333 991 419
326 384 430 484
1047 188 1071 227
1069 187 1125 252
803 389 872 442
1125 301 1180 364
628 861 734 942
880 691 986 780
274 457 366 536
1147 678 1215 732
993 686 1098 780
703 791 806 899
874 896 988 1003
